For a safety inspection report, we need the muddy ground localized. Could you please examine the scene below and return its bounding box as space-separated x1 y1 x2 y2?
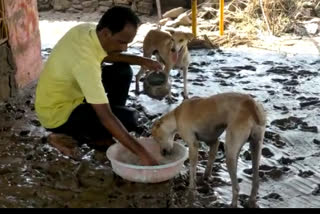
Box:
0 12 320 208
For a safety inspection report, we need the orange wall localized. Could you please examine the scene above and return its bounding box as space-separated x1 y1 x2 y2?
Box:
5 0 42 88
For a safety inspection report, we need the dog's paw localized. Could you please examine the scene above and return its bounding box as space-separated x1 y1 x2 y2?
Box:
187 189 196 202
230 201 238 208
199 175 211 185
248 199 259 208
187 201 202 208
135 89 140 96
182 92 189 100
166 96 177 104
175 72 181 78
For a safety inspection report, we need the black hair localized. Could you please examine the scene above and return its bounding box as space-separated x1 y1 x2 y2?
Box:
96 6 141 34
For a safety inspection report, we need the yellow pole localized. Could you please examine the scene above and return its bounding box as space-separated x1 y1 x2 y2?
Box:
219 0 224 36
192 0 197 38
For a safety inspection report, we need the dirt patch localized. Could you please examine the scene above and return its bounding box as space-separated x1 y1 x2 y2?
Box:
1 44 320 207
0 10 319 208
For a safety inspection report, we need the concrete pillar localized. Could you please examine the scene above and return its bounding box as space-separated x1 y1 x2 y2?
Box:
4 0 42 91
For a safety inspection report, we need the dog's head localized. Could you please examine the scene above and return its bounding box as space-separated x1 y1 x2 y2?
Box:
163 37 179 64
171 31 194 53
151 113 176 156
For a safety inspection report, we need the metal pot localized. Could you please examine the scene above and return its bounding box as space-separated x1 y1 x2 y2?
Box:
143 71 171 100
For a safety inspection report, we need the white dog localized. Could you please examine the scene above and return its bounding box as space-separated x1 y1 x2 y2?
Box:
135 29 194 101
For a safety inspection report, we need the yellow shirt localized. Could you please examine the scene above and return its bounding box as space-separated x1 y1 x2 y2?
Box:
35 23 108 129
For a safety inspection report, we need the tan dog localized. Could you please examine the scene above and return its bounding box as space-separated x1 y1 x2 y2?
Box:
151 92 266 208
135 29 194 101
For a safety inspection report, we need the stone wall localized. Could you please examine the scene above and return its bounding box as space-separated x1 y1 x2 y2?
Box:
37 0 207 15
38 0 154 15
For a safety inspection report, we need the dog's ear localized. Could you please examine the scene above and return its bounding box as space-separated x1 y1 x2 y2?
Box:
166 29 176 36
190 96 201 100
186 33 194 42
153 118 163 129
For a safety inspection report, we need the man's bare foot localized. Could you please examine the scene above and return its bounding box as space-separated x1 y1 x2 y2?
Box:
48 133 81 160
87 138 116 151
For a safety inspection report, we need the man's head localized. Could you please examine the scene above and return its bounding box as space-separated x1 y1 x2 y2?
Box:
97 6 141 54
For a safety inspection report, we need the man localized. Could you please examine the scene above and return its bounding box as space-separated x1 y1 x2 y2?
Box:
35 6 162 165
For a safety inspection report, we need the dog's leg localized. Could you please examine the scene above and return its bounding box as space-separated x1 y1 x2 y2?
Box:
188 141 199 191
164 65 174 104
225 127 250 208
135 51 152 95
135 67 144 95
203 139 220 180
182 67 189 99
248 127 264 208
180 132 199 203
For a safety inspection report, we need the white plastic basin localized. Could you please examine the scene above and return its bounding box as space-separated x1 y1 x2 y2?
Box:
106 137 188 183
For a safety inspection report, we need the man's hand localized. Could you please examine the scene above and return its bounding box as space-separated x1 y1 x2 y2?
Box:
139 150 159 166
91 103 159 166
103 54 163 72
141 58 163 72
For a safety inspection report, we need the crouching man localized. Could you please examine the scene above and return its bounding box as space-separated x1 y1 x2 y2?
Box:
35 6 161 165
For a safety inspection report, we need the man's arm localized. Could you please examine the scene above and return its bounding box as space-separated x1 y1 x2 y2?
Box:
103 53 163 71
91 103 158 166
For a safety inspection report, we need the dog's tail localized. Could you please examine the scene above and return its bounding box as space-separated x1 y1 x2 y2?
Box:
244 98 266 126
